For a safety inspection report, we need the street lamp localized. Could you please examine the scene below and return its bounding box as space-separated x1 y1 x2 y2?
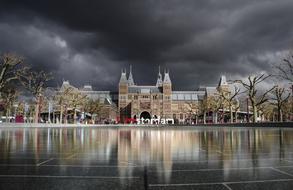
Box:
289 82 293 121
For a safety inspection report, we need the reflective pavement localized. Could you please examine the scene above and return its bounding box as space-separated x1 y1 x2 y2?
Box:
0 126 293 189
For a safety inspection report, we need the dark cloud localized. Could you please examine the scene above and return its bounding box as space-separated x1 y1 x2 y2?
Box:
0 0 293 90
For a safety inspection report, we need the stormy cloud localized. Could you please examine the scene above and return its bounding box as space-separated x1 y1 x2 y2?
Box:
0 0 293 90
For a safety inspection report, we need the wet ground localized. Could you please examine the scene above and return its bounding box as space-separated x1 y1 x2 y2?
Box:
0 126 293 190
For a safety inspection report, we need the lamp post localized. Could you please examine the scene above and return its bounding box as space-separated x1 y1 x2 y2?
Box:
289 82 293 121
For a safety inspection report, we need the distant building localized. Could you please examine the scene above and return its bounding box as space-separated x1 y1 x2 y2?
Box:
43 81 118 123
46 66 246 124
117 66 238 124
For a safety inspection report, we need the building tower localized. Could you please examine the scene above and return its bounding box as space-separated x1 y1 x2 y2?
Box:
119 69 129 122
217 75 230 94
128 65 135 86
162 69 172 119
156 66 163 87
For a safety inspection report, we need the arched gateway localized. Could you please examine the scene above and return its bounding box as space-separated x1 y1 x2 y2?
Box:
140 111 151 120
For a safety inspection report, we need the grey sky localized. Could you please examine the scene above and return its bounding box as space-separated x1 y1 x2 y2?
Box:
0 0 293 90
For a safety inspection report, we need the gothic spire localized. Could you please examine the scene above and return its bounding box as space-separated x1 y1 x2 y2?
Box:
156 65 163 86
119 68 127 84
128 65 135 85
218 75 228 87
163 68 171 84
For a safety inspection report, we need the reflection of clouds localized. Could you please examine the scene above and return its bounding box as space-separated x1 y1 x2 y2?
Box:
1 127 293 182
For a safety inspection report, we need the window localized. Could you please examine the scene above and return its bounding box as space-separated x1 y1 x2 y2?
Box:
120 95 126 100
180 113 183 119
134 95 138 100
178 94 184 100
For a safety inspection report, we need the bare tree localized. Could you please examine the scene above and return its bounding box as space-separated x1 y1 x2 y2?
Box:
67 91 87 124
199 99 208 124
235 74 276 123
84 99 102 123
219 86 241 123
258 102 276 122
205 95 223 123
54 86 87 124
0 53 25 91
53 87 72 124
184 101 199 124
18 70 52 123
1 87 18 122
270 86 291 122
273 53 293 121
274 54 293 82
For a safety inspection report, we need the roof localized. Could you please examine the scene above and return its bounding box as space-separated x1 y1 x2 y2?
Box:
218 75 228 86
156 73 163 86
194 90 205 100
81 85 93 91
119 70 127 83
103 97 117 107
60 80 78 91
128 86 162 93
128 65 135 85
172 91 198 101
163 72 171 83
206 87 218 96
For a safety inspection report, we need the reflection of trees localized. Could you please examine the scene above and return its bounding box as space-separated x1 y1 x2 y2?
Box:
1 128 293 181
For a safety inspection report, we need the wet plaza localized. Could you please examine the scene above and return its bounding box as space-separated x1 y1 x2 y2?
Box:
0 126 293 190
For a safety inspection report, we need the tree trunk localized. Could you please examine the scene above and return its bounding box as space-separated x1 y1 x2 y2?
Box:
203 111 206 124
280 109 283 122
34 102 39 123
29 111 32 123
34 104 39 123
253 105 257 123
214 112 218 124
52 109 55 124
230 106 233 123
6 108 10 122
74 108 77 124
64 106 68 124
60 105 63 124
277 106 282 122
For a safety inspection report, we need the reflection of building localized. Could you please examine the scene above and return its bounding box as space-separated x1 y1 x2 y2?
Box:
3 127 293 183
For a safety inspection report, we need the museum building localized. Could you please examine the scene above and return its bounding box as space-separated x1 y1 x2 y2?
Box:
55 66 232 124
117 66 229 123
